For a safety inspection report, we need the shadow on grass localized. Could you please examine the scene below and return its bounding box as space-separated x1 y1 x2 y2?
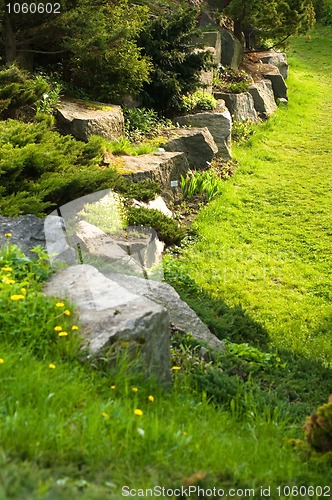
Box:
165 269 332 421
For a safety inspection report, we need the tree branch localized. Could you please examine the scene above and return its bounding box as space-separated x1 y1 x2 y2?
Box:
17 49 68 54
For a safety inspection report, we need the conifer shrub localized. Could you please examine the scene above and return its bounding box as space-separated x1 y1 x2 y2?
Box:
0 65 49 118
127 207 186 246
303 395 332 452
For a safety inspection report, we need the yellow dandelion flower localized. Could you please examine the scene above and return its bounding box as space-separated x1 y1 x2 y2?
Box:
0 358 4 364
172 366 181 371
71 325 79 330
64 309 71 316
1 266 12 272
134 409 143 416
3 277 15 284
148 395 155 402
5 233 12 238
131 386 138 392
58 331 68 337
55 302 64 308
101 412 109 419
10 294 25 301
54 326 62 332
111 385 116 390
49 363 56 369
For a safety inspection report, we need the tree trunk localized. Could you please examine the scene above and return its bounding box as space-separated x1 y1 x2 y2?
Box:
4 13 17 63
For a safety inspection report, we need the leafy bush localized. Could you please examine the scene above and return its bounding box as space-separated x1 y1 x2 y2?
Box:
232 119 256 142
118 179 161 202
180 91 217 114
35 74 62 114
127 207 185 246
123 107 159 135
213 66 252 94
180 169 223 202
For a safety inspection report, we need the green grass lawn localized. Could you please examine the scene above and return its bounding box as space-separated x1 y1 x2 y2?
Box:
1 25 332 499
167 25 332 366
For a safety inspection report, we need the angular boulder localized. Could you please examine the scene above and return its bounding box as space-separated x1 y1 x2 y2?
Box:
44 215 76 265
221 28 244 69
0 214 45 258
213 92 258 122
55 99 124 142
261 66 288 101
163 127 218 169
106 272 226 351
174 105 232 160
248 80 277 117
123 152 190 201
75 220 164 274
259 50 288 79
44 264 170 384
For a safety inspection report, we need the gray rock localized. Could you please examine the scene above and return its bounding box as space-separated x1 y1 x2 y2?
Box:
44 264 171 384
75 220 164 276
174 106 232 160
221 28 244 69
213 92 258 122
55 99 124 142
105 272 226 351
44 215 76 265
248 80 277 117
163 127 218 169
262 66 288 101
123 152 190 201
0 214 45 258
259 50 288 79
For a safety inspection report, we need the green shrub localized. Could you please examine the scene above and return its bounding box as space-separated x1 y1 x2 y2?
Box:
118 179 161 202
127 207 185 246
0 64 49 118
180 91 217 113
123 107 159 135
232 119 256 142
0 119 124 216
303 395 332 452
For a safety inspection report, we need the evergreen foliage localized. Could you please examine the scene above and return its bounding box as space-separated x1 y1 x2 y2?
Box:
138 2 214 114
0 64 48 117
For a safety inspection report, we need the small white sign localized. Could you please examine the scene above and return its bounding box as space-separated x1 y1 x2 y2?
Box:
170 180 178 188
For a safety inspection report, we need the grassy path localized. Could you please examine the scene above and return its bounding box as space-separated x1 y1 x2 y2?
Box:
170 25 332 365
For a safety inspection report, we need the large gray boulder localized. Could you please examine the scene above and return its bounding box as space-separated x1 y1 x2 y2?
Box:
106 272 226 351
55 99 124 142
213 92 258 122
261 66 288 101
75 220 164 275
44 264 170 384
248 80 277 117
221 28 244 69
123 152 190 201
174 105 232 160
0 215 45 258
163 127 218 169
259 50 288 79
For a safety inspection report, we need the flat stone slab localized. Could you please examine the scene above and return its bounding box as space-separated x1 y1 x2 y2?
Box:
44 265 170 383
248 80 277 117
55 99 124 142
123 151 189 200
